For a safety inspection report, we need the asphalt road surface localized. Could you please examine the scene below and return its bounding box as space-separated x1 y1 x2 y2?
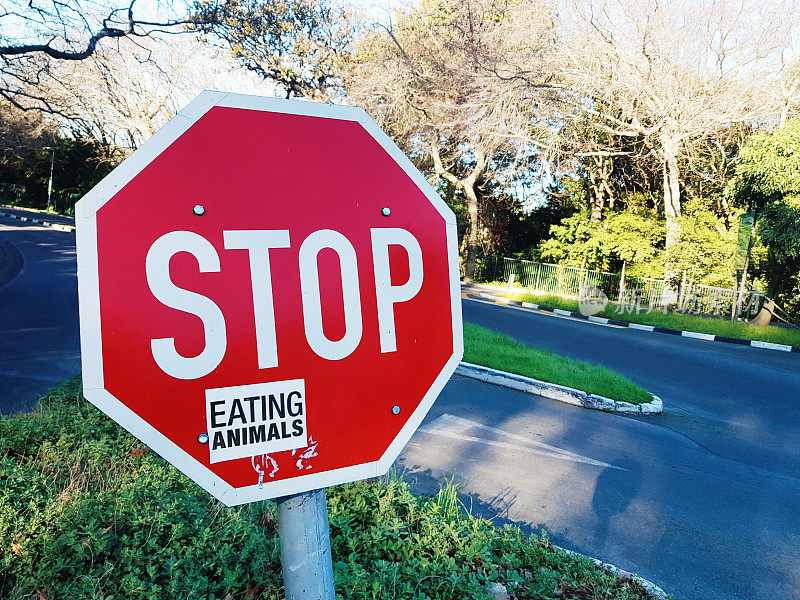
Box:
2 220 799 599
0 217 79 413
401 373 800 600
397 297 800 600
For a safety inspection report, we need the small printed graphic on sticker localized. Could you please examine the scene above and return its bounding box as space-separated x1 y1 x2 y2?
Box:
205 379 307 464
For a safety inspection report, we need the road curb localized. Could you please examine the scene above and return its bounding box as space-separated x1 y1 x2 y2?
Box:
464 289 800 355
456 362 663 415
556 546 669 599
0 210 75 232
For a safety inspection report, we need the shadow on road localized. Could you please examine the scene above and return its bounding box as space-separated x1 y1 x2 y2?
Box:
591 458 641 551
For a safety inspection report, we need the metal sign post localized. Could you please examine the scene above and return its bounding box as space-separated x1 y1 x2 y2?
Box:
276 488 335 600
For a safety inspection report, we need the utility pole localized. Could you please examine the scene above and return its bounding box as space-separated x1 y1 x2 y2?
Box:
44 146 55 212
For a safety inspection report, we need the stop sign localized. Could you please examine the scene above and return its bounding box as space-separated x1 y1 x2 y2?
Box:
75 91 462 506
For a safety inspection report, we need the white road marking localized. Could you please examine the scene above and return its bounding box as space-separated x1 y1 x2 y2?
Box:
419 414 621 470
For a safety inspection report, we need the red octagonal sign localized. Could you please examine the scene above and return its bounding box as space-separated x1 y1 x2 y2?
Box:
76 92 462 506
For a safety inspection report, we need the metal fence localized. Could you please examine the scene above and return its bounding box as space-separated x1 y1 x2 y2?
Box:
475 255 763 318
477 256 622 298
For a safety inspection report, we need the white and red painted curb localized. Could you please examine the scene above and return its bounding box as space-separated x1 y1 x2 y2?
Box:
456 362 663 415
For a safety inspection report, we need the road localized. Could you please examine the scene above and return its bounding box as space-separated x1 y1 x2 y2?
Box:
0 217 79 413
401 374 800 600
2 220 799 599
460 293 800 481
398 298 800 600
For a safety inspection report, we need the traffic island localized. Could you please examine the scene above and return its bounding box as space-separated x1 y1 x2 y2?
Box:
462 323 662 414
456 362 663 414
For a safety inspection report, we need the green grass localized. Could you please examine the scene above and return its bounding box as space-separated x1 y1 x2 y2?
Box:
0 378 664 600
502 291 800 348
463 323 653 405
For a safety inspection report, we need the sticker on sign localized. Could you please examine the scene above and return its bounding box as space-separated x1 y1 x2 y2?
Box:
206 379 307 463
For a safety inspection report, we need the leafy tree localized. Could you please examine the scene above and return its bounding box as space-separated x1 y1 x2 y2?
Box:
194 0 354 101
671 197 739 288
538 206 664 274
0 112 119 213
727 119 800 307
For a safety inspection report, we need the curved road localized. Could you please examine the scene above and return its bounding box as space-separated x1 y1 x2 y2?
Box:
2 218 799 599
0 217 79 413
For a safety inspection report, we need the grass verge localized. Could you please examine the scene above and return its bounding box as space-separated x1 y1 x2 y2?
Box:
500 291 800 348
463 323 653 405
0 378 665 600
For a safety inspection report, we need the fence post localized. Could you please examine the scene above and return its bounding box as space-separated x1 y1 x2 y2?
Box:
618 261 627 303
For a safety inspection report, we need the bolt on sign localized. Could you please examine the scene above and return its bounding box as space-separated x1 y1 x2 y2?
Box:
75 92 463 506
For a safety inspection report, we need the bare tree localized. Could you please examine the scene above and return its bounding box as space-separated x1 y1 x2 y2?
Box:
43 35 276 150
774 59 800 127
0 101 55 156
0 0 224 111
349 0 558 280
560 0 797 285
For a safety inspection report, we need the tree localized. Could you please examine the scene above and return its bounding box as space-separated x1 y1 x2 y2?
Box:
0 101 55 160
0 100 58 204
551 113 662 223
726 119 800 316
0 0 224 111
348 0 558 280
539 207 664 274
560 0 796 284
0 125 118 212
194 0 354 101
671 197 739 288
43 35 276 150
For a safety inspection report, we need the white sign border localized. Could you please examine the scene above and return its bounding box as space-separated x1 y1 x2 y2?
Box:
76 91 464 506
